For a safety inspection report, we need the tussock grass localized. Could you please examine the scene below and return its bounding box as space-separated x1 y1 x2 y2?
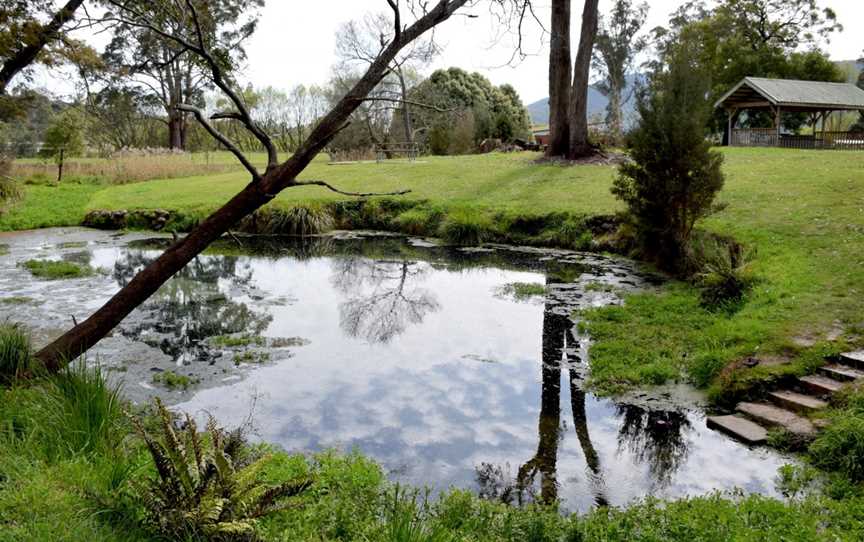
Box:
438 208 495 245
240 205 335 236
39 362 123 459
0 323 34 384
22 259 94 279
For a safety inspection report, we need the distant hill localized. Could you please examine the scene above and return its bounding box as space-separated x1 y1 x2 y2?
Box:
526 74 642 128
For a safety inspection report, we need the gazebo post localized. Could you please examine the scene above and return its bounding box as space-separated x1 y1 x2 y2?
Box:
727 107 737 146
774 106 782 148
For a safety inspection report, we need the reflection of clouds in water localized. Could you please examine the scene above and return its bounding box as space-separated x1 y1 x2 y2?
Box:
167 242 793 513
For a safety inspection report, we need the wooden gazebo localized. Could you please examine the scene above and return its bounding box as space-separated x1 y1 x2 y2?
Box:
715 77 864 150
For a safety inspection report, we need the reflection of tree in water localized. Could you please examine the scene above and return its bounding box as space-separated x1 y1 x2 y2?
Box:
331 257 440 344
510 277 607 507
615 404 692 489
114 250 271 362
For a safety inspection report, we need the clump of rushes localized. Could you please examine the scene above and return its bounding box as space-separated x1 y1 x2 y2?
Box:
0 296 31 304
497 282 546 301
152 370 198 390
40 362 123 458
233 351 270 366
0 322 35 384
243 205 335 236
438 209 495 246
22 259 94 279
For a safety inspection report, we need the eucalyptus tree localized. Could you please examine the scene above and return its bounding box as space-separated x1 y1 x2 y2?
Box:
0 0 87 97
101 0 263 150
36 0 477 371
335 12 440 145
592 0 648 142
546 0 600 159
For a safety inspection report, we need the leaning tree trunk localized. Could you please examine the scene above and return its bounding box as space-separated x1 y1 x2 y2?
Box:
546 0 571 157
35 0 470 372
568 0 600 159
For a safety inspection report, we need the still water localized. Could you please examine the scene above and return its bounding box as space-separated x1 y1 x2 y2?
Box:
0 228 793 512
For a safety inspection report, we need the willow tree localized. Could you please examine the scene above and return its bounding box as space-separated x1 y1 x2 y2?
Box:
35 0 475 371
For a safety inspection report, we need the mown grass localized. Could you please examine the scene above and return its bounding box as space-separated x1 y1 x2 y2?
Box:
3 148 864 397
2 365 864 541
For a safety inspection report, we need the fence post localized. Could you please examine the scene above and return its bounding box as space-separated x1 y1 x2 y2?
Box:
56 147 65 185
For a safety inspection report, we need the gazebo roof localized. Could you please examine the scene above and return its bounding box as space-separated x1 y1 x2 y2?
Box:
715 77 864 111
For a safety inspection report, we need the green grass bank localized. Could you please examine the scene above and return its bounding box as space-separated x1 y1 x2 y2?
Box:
2 148 863 399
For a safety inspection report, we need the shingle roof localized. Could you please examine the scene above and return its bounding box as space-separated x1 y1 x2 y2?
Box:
715 77 864 110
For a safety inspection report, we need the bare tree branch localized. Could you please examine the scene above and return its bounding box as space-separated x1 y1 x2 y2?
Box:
176 104 261 180
292 180 411 197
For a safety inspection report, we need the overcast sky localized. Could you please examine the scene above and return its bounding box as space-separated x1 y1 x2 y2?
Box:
45 0 864 105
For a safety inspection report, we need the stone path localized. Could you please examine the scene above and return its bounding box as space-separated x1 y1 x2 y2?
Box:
707 351 864 445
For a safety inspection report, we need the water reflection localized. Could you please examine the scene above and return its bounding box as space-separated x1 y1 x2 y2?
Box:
514 278 607 506
615 405 692 490
0 229 793 512
332 258 440 343
113 251 272 363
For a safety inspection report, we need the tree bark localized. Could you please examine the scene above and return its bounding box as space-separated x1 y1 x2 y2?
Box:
35 0 470 371
546 0 572 157
396 68 414 144
0 0 85 95
168 111 184 150
568 0 600 159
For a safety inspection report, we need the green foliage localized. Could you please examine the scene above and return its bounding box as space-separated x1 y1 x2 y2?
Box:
241 205 335 236
40 108 87 160
39 363 123 459
152 370 198 390
22 258 94 279
410 68 531 152
212 334 266 348
810 389 864 482
0 323 34 384
437 209 495 246
613 44 725 274
653 0 843 132
0 176 23 212
697 237 757 311
132 398 312 541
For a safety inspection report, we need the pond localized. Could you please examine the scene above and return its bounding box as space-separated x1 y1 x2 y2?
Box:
0 228 793 512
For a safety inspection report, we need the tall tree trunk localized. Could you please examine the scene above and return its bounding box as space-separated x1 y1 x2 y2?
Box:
34 0 470 371
568 0 600 159
607 84 623 143
546 0 572 157
0 0 85 95
396 68 414 144
168 110 184 150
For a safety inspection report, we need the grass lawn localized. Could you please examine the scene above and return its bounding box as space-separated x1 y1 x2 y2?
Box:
3 148 863 397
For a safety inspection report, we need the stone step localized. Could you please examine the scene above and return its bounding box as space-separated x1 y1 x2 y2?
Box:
798 374 845 396
768 390 828 414
818 364 864 383
840 351 864 371
706 415 768 445
736 402 815 436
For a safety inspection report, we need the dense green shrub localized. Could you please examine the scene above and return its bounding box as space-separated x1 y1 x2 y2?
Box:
612 44 725 274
